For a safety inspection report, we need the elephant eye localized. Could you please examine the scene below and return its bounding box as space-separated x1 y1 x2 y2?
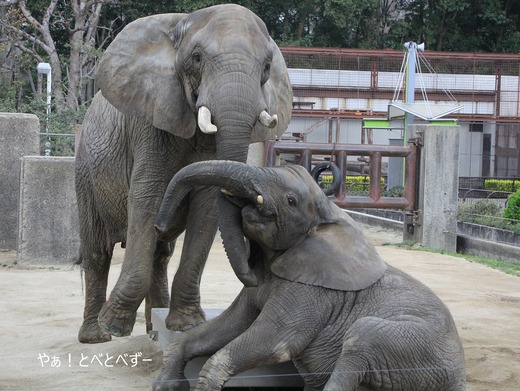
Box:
192 52 202 65
287 195 297 206
261 61 271 85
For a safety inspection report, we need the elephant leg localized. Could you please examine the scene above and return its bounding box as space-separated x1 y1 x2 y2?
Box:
76 164 115 344
153 289 257 391
324 316 464 391
78 248 113 343
192 288 329 391
98 210 159 337
145 240 175 333
166 187 219 331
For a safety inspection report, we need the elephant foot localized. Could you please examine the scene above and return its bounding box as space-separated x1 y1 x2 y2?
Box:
98 299 137 337
166 306 205 331
78 320 112 344
152 375 190 391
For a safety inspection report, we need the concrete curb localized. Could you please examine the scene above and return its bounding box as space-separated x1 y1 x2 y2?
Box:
457 235 519 264
346 209 519 264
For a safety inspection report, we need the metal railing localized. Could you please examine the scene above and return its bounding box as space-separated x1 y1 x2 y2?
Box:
265 140 418 211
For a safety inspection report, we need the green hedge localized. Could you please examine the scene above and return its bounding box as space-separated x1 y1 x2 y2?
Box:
504 188 520 222
320 175 385 192
484 179 520 192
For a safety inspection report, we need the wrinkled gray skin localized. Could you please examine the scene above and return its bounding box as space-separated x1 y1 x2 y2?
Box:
153 160 467 391
75 4 292 343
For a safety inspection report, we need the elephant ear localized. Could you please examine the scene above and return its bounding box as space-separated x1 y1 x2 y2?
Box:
251 39 293 142
271 212 387 291
96 14 196 137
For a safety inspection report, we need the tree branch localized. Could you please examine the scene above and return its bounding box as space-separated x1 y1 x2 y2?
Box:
17 1 44 32
13 41 44 62
3 24 52 53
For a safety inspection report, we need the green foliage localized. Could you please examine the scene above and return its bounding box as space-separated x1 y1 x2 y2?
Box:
0 84 19 112
2 94 83 156
101 0 520 52
372 0 520 52
382 186 404 198
320 175 385 195
458 200 520 233
504 189 520 222
484 179 520 192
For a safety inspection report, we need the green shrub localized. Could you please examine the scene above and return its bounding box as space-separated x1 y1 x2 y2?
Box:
320 175 385 195
459 199 520 233
459 200 502 225
484 179 520 192
382 185 404 197
504 188 520 222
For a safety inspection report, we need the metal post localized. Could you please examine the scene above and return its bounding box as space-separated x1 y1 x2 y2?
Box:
37 62 52 155
404 42 416 139
402 42 424 184
403 42 424 142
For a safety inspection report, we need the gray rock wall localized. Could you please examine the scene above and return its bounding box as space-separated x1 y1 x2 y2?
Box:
17 156 79 264
0 113 40 250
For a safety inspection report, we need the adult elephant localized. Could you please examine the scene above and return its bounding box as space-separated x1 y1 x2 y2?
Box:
75 4 292 343
153 160 467 391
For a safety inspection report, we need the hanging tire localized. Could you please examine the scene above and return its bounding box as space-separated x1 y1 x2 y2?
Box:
311 162 341 196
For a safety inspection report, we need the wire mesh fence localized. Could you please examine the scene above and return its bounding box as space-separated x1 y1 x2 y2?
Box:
40 133 76 157
281 47 520 121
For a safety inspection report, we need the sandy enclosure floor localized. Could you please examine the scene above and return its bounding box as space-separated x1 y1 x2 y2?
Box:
0 224 519 390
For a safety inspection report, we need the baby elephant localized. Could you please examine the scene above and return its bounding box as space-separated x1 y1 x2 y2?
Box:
153 160 466 391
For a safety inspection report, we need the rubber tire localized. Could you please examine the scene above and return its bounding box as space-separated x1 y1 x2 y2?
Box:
311 162 341 196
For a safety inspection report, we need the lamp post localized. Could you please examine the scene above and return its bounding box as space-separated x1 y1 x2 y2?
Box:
37 62 52 155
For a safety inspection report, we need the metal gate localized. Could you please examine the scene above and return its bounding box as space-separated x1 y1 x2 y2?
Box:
265 139 420 229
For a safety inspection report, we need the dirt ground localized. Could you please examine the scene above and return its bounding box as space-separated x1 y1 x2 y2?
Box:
0 224 519 390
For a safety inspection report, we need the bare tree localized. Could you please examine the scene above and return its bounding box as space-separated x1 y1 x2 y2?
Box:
0 0 113 112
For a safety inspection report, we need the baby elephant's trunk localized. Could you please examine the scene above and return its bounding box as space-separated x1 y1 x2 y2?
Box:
155 160 263 287
155 160 259 234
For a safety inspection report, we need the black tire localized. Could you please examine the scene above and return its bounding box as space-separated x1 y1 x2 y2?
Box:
311 162 341 196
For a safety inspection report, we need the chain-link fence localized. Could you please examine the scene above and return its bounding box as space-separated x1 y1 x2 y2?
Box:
280 47 520 178
281 47 520 118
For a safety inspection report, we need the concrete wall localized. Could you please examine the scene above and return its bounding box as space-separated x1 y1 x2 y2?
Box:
17 156 79 265
409 124 460 252
0 113 40 250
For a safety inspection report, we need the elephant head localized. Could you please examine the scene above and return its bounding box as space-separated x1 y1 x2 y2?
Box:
95 4 293 287
155 161 387 291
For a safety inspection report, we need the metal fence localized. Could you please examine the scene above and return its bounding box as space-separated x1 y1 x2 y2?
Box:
265 139 418 211
281 47 520 120
40 133 76 156
280 47 520 178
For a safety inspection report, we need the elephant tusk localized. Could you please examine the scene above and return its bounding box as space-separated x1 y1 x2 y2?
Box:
222 188 263 205
221 188 234 196
259 110 278 129
198 106 218 134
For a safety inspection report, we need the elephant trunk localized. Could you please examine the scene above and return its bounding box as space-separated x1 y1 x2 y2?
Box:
202 74 267 287
184 67 275 287
155 161 263 286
